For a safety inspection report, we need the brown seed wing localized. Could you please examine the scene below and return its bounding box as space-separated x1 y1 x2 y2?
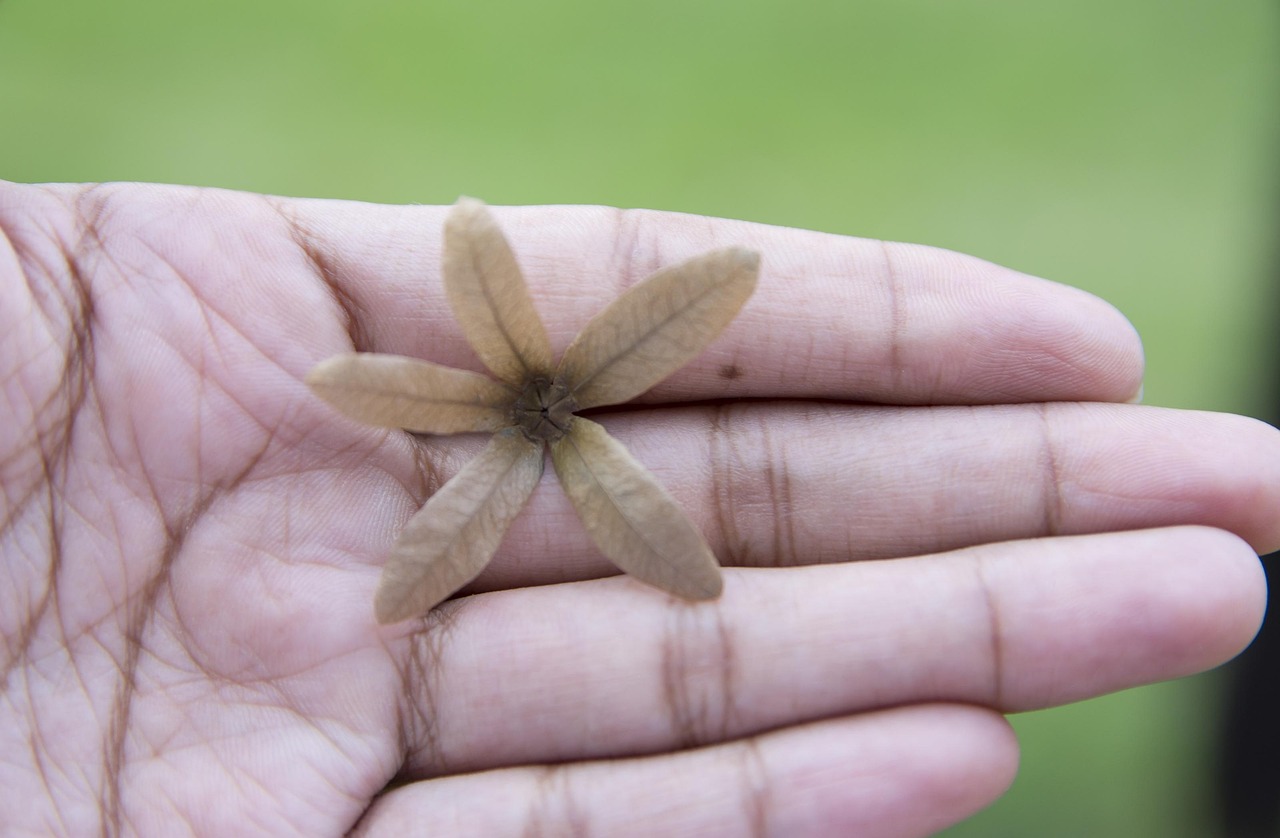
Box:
375 429 544 623
444 197 554 385
551 417 722 600
307 353 513 434
557 248 759 409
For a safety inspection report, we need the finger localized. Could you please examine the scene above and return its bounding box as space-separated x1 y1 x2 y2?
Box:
274 197 1143 404
470 402 1280 591
396 526 1262 775
356 705 1016 838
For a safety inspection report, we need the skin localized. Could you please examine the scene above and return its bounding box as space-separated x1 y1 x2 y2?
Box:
1 180 1276 837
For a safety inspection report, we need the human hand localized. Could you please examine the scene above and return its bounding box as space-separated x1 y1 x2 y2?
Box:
2 182 1274 836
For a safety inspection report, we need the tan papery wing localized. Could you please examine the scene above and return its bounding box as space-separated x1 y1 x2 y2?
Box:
551 417 722 600
557 248 758 409
307 354 513 434
375 429 544 622
443 197 554 385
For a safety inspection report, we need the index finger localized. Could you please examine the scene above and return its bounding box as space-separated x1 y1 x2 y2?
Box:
277 198 1144 405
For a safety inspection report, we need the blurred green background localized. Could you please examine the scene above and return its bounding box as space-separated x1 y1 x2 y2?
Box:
3 0 1276 833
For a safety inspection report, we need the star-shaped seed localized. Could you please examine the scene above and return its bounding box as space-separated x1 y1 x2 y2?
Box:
307 198 759 623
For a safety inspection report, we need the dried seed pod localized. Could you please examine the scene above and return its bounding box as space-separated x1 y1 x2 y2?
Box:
307 198 759 622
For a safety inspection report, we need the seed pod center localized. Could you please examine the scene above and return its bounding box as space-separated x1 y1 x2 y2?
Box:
513 377 576 442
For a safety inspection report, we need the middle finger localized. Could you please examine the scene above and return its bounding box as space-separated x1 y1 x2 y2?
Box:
465 401 1280 592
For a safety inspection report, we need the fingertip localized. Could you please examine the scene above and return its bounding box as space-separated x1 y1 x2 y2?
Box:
922 704 1020 811
1175 526 1268 660
771 705 1021 836
1214 414 1280 554
890 704 1021 823
1089 294 1145 404
1016 275 1147 404
997 526 1269 706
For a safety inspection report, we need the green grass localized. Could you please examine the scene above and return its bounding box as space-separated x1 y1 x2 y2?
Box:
3 0 1277 832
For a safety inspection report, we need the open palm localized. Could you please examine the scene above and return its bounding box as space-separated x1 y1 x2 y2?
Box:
3 181 1275 836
